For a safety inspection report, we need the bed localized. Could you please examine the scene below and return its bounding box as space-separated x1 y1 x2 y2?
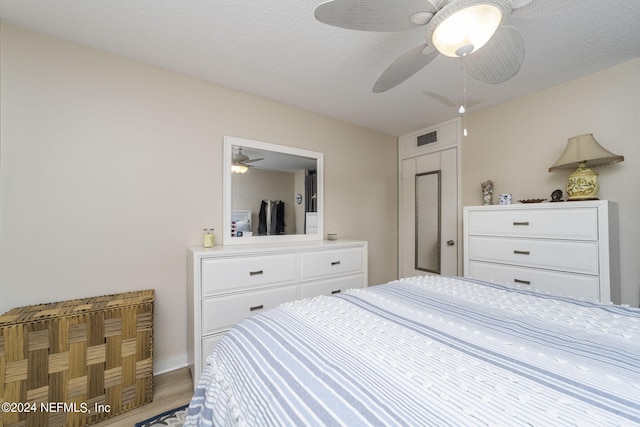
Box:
185 276 640 426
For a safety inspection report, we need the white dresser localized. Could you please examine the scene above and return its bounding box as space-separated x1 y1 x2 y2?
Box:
463 201 619 303
187 240 368 386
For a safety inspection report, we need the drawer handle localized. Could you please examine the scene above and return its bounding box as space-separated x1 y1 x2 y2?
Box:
513 221 530 226
331 261 341 266
514 279 531 285
331 289 341 294
513 250 530 255
249 270 264 276
249 304 264 312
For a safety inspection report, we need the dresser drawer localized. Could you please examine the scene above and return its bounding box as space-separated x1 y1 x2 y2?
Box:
466 207 598 240
202 285 297 334
468 236 599 275
468 261 600 301
202 253 297 295
300 247 364 280
300 274 364 299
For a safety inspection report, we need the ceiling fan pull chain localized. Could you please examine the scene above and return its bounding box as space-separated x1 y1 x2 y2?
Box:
459 55 468 137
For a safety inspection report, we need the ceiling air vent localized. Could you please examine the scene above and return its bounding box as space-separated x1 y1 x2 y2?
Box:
417 131 437 147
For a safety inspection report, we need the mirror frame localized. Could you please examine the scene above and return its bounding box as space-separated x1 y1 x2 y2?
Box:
414 170 441 274
223 136 324 245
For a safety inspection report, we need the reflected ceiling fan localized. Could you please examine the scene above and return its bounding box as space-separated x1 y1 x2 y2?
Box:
314 0 534 92
232 147 264 174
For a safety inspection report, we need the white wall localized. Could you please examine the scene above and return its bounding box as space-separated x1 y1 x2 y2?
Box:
0 24 398 374
462 58 640 306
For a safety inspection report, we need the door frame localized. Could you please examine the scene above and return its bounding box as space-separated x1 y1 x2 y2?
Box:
398 118 463 277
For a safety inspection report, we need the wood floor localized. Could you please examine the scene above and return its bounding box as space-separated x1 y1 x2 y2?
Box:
93 367 194 426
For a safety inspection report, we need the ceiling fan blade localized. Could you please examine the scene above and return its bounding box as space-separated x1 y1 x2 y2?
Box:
314 0 438 32
511 0 533 9
464 26 525 84
233 155 248 163
423 90 457 107
373 44 439 93
244 158 264 164
423 91 483 108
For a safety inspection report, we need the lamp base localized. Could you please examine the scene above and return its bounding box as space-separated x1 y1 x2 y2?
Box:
566 165 599 201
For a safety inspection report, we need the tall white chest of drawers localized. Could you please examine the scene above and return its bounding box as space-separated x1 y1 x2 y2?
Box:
463 201 619 303
187 240 368 386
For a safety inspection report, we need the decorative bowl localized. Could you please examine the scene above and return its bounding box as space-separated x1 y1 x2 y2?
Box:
517 198 547 204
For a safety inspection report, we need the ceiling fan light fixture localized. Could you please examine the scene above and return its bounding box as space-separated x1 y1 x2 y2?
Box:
430 1 508 58
231 163 249 174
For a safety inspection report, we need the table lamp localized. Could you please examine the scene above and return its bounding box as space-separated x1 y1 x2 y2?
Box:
548 133 623 201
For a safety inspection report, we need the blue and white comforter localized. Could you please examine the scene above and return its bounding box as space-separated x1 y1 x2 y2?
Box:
185 276 640 426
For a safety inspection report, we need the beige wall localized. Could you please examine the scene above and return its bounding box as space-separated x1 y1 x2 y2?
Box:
462 58 640 306
0 24 398 373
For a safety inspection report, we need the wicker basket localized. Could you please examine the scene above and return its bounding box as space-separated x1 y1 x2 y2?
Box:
0 290 154 427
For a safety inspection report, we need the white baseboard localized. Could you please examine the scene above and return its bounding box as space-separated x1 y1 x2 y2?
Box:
154 354 189 376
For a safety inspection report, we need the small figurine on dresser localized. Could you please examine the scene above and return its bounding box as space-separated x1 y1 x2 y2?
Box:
481 180 494 205
499 193 512 205
551 189 564 202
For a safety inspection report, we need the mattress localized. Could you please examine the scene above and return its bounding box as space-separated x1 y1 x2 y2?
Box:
185 276 640 426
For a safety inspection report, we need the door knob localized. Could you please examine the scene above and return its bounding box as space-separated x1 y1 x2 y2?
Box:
446 240 455 246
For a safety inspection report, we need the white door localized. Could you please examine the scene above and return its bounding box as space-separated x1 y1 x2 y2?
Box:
400 148 458 277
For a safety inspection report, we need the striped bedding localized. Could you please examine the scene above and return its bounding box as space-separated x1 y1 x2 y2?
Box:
185 276 640 426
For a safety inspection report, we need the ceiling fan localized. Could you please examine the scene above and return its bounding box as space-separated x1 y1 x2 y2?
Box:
314 0 534 92
232 147 264 174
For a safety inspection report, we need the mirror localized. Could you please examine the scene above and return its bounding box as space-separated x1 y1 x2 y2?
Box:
415 170 441 273
223 136 323 245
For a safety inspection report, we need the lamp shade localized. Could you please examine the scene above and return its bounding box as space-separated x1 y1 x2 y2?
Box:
548 134 624 172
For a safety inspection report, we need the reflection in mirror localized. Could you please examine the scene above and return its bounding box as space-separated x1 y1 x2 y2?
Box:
415 170 441 273
223 136 323 245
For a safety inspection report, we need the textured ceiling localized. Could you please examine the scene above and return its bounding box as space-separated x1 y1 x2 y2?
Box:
1 0 639 136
